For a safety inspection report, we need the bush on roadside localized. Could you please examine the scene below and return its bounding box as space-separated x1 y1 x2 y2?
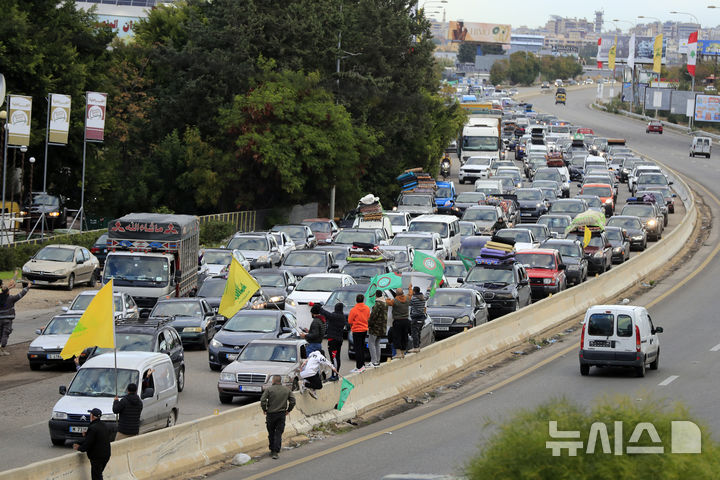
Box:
199 220 236 247
466 395 720 480
0 230 105 271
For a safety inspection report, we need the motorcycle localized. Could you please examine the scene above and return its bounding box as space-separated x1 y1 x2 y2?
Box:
440 158 451 179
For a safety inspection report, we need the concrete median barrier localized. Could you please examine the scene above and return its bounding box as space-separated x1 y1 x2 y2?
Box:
0 168 697 480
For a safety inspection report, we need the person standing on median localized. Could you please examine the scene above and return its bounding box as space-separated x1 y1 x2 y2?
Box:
348 294 370 373
0 279 30 356
260 375 296 459
112 382 143 440
73 408 112 480
299 304 324 355
321 302 345 381
409 286 429 353
367 290 388 367
386 285 411 359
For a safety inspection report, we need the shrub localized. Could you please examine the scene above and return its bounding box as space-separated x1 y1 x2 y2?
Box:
0 230 105 271
199 220 235 247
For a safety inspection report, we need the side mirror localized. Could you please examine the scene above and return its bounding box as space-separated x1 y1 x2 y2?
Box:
35 328 42 335
668 181 673 185
270 246 279 252
330 264 339 270
281 327 293 334
653 326 664 334
76 259 85 264
59 386 67 395
61 306 68 312
141 388 154 400
214 323 223 331
457 278 464 284
671 193 677 198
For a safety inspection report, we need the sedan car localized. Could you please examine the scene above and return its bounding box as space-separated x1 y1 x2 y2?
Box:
548 198 588 219
250 268 296 309
301 218 339 244
315 245 351 270
620 203 663 241
279 249 338 279
209 310 299 371
605 226 630 264
149 298 219 349
381 245 414 272
391 232 447 260
443 260 468 287
646 120 663 134
89 234 108 267
286 273 356 310
22 244 99 290
341 260 397 284
269 231 296 261
199 248 250 277
27 314 82 370
227 233 282 269
271 224 317 250
63 290 139 321
515 188 549 222
606 216 647 250
426 288 488 338
539 239 587 285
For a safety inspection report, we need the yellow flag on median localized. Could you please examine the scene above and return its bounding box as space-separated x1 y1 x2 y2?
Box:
219 256 260 319
60 280 115 359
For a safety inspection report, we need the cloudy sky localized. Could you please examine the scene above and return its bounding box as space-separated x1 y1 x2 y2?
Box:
423 1 719 30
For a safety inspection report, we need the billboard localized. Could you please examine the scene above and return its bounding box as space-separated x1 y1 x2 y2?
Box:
448 22 511 44
694 94 720 122
96 15 140 39
597 35 666 65
698 40 720 56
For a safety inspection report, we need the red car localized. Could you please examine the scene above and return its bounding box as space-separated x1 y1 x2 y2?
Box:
515 249 567 299
646 120 663 134
576 127 594 135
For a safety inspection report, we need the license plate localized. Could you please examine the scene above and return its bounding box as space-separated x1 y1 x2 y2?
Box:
69 426 87 433
47 353 62 360
33 280 49 285
435 326 450 331
239 385 261 393
590 340 611 348
226 353 238 361
521 213 531 216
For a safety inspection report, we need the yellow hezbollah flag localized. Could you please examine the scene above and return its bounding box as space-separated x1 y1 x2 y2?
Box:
60 280 115 359
583 226 592 248
219 257 260 319
653 34 663 73
608 36 617 71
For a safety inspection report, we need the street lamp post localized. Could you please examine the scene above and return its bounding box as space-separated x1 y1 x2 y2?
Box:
19 145 27 205
26 156 34 235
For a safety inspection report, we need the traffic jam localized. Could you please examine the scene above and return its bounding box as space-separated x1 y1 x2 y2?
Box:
18 88 681 448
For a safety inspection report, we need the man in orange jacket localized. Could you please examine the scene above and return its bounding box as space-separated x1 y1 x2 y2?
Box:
348 294 370 373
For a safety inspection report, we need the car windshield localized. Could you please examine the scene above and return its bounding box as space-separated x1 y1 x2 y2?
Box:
466 268 514 283
238 343 297 362
283 251 327 267
463 209 497 221
399 195 432 206
388 215 407 226
197 279 227 297
466 157 491 166
203 251 233 265
456 192 485 203
428 291 472 307
534 171 560 181
151 301 202 317
224 313 277 333
579 196 602 208
408 222 448 237
571 157 585 166
551 202 584 214
459 223 475 236
44 316 81 335
587 236 604 248
435 187 452 198
444 264 467 277
252 273 286 288
227 237 268 251
649 187 671 197
35 247 74 262
582 187 612 197
549 243 581 258
70 294 123 312
295 276 344 292
342 264 386 278
302 221 331 233
463 136 498 151
540 188 558 200
392 236 433 249
622 205 654 217
475 187 501 195
607 218 642 229
334 231 376 244
94 333 154 356
588 313 614 336
326 290 361 309
516 190 543 201
103 255 170 287
520 225 547 240
68 368 139 397
638 174 667 185
606 230 623 242
538 216 570 228
32 194 60 206
516 253 555 269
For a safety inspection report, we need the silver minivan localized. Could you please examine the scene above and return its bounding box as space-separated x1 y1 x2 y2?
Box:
49 351 179 445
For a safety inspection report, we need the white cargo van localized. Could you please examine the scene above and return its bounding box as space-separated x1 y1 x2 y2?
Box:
408 214 461 258
49 352 179 445
579 305 663 377
690 136 712 158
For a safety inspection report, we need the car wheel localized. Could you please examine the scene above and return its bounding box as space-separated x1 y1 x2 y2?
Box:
88 269 99 287
580 364 590 376
690 152 693 157
51 438 65 446
200 334 208 351
29 362 41 371
166 410 177 428
649 349 659 370
635 362 646 377
209 363 221 372
66 274 75 291
176 366 185 392
219 393 233 404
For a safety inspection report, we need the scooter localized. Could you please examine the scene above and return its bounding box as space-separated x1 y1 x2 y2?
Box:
440 158 451 180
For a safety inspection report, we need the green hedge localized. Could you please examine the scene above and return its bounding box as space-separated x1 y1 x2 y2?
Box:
0 230 105 271
199 220 236 247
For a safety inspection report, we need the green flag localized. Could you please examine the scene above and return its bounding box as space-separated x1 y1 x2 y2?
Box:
336 377 355 410
412 251 444 281
364 272 403 307
457 252 475 271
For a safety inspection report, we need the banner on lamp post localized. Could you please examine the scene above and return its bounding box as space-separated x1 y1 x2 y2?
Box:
627 34 636 70
7 95 32 146
687 31 698 77
653 34 663 74
85 92 107 142
49 94 71 145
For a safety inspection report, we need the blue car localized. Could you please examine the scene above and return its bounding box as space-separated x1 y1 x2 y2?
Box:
435 181 458 215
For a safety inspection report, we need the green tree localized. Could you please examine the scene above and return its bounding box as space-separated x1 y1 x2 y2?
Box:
457 43 477 63
508 52 540 85
467 396 720 480
490 59 509 85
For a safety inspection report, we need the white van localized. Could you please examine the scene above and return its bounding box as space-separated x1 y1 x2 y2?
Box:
474 179 505 195
690 136 712 158
407 214 461 258
579 305 663 377
49 352 179 446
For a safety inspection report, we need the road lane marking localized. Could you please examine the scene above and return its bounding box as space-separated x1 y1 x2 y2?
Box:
710 344 720 352
658 375 678 386
22 420 49 429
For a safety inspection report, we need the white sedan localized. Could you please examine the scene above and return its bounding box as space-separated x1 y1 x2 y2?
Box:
285 273 356 313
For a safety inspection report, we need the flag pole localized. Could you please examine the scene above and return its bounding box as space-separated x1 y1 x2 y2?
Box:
111 280 118 397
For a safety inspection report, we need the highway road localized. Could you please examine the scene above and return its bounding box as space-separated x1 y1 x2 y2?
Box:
206 87 720 479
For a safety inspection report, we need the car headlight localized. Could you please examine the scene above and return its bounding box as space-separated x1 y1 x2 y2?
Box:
286 298 297 307
28 346 44 352
613 247 622 253
268 296 285 303
632 235 644 241
48 212 60 217
220 372 235 382
543 278 552 284
100 413 118 422
256 255 269 263
53 268 69 275
51 411 68 420
22 265 30 273
647 219 656 226
184 327 202 333
280 375 293 384
536 203 543 208
444 200 452 206
594 251 604 258
454 315 471 324
210 338 223 349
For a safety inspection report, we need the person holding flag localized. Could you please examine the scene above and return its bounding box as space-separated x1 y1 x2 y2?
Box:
386 286 411 359
367 290 388 367
408 286 430 353
412 251 445 295
0 276 30 356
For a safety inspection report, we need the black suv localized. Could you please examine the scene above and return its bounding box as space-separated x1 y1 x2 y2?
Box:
459 263 532 319
148 298 219 350
540 238 588 285
21 192 67 230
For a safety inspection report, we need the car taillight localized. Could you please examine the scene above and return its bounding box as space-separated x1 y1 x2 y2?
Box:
635 325 641 352
90 247 99 253
580 323 586 353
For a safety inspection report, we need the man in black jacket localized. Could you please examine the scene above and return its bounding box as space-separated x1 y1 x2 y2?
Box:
73 408 111 480
300 304 324 355
113 382 143 440
321 302 345 381
0 280 30 356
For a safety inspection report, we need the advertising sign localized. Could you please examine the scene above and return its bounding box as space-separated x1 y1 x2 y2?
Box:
448 21 511 44
698 40 720 56
597 35 666 65
49 94 71 145
694 94 720 122
96 15 141 39
7 95 32 146
85 92 107 142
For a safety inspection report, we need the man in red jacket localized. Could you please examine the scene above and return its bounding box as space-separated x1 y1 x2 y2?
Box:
348 294 370 373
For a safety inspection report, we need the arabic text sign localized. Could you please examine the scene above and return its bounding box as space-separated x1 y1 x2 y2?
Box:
49 94 71 144
7 95 32 146
694 94 720 122
85 92 107 142
96 15 140 39
448 21 511 44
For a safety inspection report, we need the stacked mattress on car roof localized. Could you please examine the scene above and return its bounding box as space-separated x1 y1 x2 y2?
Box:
396 169 437 193
476 237 516 266
357 193 384 221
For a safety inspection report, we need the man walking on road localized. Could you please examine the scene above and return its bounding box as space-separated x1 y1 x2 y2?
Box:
386 286 411 359
260 375 296 459
348 294 370 373
112 382 143 440
367 290 387 367
409 286 429 353
73 408 111 480
0 279 30 356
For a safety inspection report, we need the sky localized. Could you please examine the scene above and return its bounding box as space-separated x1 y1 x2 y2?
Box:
423 0 720 31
